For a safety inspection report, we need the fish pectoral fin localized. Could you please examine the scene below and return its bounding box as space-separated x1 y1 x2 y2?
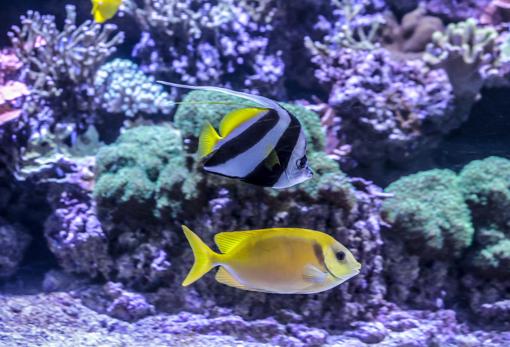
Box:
215 267 246 290
214 230 255 254
198 122 222 158
302 264 327 284
219 107 267 137
264 148 280 171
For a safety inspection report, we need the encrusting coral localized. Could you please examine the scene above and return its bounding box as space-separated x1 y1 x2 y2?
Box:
381 157 510 322
459 157 510 277
382 169 474 258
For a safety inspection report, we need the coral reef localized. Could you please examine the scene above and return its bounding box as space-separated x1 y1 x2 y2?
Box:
383 169 474 258
88 95 387 326
1 0 510 345
94 124 196 221
381 157 510 322
460 157 510 276
124 0 284 97
2 290 510 347
307 44 454 167
0 218 31 278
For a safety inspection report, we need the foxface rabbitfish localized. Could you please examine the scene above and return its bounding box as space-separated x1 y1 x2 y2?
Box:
181 225 361 294
159 82 313 189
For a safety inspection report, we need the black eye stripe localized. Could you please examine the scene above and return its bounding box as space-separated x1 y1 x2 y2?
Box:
313 242 325 266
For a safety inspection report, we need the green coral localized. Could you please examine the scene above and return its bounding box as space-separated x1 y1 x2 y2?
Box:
94 125 197 219
459 156 510 220
459 157 510 276
383 156 510 275
173 90 325 151
472 240 510 275
382 169 474 258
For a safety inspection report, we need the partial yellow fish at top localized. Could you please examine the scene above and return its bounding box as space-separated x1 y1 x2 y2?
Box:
181 225 361 294
91 0 122 23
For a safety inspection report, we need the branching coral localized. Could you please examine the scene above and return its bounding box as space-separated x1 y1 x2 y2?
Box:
305 0 386 53
8 5 124 129
424 19 499 100
123 0 284 97
94 59 175 119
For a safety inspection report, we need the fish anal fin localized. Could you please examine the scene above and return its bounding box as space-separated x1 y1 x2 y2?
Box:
219 107 266 137
302 264 327 284
264 149 280 170
215 267 246 290
214 231 255 254
198 122 222 158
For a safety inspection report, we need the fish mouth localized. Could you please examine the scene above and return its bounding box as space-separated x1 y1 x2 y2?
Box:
324 263 361 280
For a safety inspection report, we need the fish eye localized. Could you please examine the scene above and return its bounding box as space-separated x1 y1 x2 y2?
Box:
296 155 307 170
335 251 346 262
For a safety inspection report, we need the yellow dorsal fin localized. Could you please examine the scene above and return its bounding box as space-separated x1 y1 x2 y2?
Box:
214 230 255 254
219 107 267 137
264 149 280 170
215 267 246 289
198 122 222 158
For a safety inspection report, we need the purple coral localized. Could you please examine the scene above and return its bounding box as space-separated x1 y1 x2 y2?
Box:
44 187 112 278
308 46 454 166
126 0 285 97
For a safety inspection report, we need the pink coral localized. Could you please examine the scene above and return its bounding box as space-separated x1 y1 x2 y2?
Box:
0 49 26 127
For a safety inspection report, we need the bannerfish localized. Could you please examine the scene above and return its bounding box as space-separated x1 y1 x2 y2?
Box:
158 82 313 189
181 225 361 294
91 0 122 23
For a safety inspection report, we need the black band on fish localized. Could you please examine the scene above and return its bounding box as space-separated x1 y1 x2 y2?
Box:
242 114 301 187
204 109 279 168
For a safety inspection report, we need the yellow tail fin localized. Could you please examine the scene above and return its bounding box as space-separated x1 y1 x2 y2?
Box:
181 225 218 286
198 122 222 158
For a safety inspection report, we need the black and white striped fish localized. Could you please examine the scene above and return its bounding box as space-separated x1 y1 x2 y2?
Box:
159 82 314 189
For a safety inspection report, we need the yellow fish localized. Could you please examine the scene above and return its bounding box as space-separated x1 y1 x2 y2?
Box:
181 225 361 294
91 0 122 24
